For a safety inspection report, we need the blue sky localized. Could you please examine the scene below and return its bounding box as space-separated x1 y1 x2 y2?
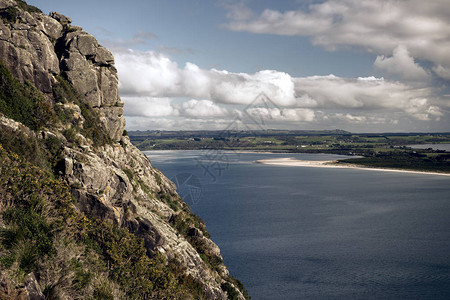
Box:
28 0 450 132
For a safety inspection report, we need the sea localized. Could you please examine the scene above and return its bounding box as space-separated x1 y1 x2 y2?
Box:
144 150 450 300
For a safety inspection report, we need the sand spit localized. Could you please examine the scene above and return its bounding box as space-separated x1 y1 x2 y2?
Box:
256 157 450 177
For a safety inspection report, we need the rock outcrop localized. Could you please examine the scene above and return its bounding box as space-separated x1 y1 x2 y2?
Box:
0 1 247 299
0 0 124 141
58 27 125 141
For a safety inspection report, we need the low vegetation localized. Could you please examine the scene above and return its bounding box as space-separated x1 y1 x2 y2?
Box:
337 151 450 173
0 139 193 298
129 130 450 173
14 0 41 13
0 61 55 131
0 0 41 23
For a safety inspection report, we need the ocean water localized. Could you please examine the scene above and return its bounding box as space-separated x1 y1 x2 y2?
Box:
145 150 450 300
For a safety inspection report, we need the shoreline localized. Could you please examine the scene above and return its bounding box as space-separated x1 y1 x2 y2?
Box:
256 157 450 177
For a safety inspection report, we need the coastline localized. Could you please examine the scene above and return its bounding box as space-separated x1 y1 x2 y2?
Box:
256 157 450 177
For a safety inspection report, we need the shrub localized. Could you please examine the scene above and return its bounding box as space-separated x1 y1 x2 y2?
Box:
221 282 240 300
0 126 51 171
0 146 73 278
0 2 42 23
64 126 80 145
0 6 19 23
0 60 55 130
16 0 42 13
0 145 186 298
226 275 250 300
79 219 184 299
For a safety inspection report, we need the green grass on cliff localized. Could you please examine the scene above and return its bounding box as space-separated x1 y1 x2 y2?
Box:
15 0 42 13
0 58 112 147
0 0 42 24
0 60 55 130
0 142 189 298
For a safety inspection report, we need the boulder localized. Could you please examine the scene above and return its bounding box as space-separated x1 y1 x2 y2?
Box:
188 227 204 238
127 217 166 257
0 18 11 40
72 189 122 224
0 14 59 93
49 11 71 25
17 10 37 27
0 40 53 93
95 106 126 141
27 30 60 74
76 33 97 56
23 273 44 300
38 14 63 40
55 157 73 176
95 46 114 65
62 51 102 107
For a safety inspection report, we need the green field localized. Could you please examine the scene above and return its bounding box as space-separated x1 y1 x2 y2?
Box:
129 130 450 173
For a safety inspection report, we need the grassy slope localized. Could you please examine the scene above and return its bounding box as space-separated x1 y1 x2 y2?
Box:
0 130 189 299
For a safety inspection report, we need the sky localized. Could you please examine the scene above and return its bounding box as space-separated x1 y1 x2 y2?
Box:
28 0 450 132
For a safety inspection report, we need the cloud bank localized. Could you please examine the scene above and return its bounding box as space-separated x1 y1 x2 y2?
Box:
115 50 444 131
116 50 296 106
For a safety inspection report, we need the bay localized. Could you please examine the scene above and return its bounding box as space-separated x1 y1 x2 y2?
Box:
145 150 450 300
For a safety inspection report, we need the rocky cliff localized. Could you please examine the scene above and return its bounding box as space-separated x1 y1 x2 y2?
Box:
0 1 248 299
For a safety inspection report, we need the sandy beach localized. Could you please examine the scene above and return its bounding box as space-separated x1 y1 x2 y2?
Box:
256 157 450 177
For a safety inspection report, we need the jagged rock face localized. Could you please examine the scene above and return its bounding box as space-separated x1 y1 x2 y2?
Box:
0 1 246 299
0 15 60 93
58 29 125 141
0 0 125 141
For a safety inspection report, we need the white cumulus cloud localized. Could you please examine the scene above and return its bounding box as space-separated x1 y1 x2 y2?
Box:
245 107 316 122
330 113 388 124
116 49 444 130
293 75 440 121
115 50 296 106
181 99 229 118
374 46 430 81
123 97 179 117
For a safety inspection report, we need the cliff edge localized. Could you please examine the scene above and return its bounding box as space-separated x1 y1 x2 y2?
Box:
0 1 248 299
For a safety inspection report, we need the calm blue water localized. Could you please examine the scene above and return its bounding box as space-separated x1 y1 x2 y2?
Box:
145 150 450 300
